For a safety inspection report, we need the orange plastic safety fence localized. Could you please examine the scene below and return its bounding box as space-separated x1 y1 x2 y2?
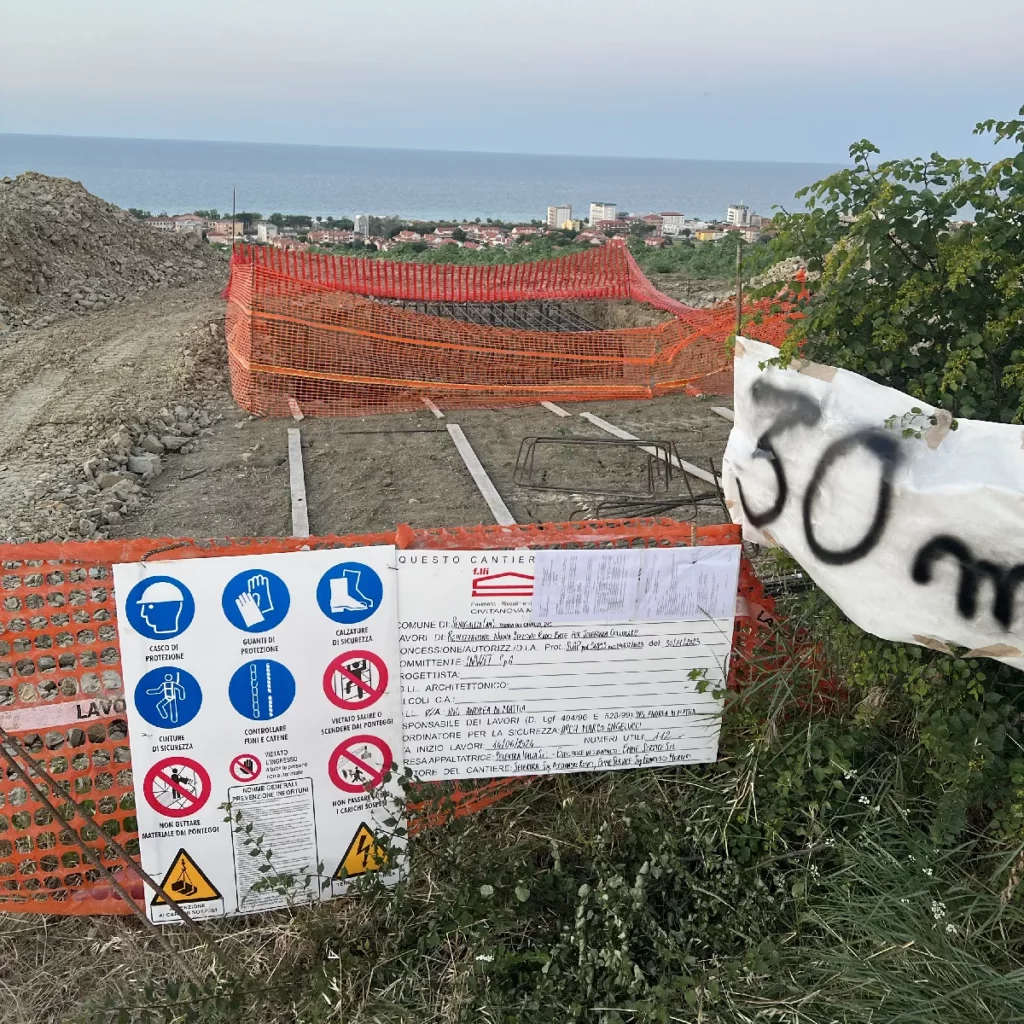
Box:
0 520 773 915
224 243 800 417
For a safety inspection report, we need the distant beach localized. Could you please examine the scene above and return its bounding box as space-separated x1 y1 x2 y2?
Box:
0 133 840 222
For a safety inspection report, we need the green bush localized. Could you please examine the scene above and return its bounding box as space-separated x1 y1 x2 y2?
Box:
772 107 1024 422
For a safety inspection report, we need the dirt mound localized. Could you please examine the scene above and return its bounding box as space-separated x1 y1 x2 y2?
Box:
0 171 227 330
641 273 735 308
749 256 808 290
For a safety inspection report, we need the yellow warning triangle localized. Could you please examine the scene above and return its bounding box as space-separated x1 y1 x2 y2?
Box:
151 848 222 905
333 822 387 880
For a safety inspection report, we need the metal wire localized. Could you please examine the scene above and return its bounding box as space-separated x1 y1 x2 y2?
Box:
574 455 731 524
513 435 680 498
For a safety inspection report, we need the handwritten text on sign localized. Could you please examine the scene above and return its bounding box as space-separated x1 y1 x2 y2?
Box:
397 548 739 781
723 337 1024 671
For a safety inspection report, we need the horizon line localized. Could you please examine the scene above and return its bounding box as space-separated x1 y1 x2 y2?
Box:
0 130 846 168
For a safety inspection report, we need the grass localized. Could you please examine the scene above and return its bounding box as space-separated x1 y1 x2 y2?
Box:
4 584 1024 1022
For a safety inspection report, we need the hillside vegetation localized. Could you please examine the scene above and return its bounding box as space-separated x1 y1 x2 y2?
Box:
310 232 779 285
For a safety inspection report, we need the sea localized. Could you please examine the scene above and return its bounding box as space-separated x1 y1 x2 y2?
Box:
0 133 840 223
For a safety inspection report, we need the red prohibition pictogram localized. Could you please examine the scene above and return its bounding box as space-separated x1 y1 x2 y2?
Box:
143 756 211 818
328 734 393 793
229 753 262 783
323 649 389 711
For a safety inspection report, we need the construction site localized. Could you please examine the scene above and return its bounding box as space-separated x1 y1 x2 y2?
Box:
0 171 801 1022
0 172 796 549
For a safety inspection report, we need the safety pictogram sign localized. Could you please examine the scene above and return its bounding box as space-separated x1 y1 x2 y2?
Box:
134 667 203 729
333 821 387 879
323 650 389 711
143 756 211 818
151 848 222 906
221 568 291 633
228 658 296 720
229 753 262 783
114 544 405 924
328 735 393 793
125 575 196 640
316 561 383 625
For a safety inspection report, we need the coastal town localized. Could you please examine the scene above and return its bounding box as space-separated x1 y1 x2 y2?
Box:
141 200 771 252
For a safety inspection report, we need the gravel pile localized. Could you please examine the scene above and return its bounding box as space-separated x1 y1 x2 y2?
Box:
69 399 220 539
749 256 808 290
0 172 226 331
0 307 230 544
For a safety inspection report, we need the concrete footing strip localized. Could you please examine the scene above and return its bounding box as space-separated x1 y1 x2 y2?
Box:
287 427 310 538
446 423 517 526
540 401 570 417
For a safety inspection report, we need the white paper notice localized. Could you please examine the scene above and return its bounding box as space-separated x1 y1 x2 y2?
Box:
397 548 740 781
532 547 741 623
636 546 740 621
114 547 404 924
532 550 643 621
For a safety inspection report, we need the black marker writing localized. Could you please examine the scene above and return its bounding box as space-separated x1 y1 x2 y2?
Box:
802 430 901 566
912 535 1024 630
735 380 821 528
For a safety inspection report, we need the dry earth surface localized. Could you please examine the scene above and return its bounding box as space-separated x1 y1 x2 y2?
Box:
0 175 738 1024
116 393 733 543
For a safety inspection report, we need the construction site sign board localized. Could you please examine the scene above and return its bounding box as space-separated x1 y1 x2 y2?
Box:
115 547 403 924
397 548 739 781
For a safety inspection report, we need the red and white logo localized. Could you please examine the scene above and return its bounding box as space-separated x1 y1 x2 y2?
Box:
471 571 534 599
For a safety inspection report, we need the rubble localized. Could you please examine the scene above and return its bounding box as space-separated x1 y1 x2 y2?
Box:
748 256 809 290
4 395 226 543
0 171 227 331
0 280 229 544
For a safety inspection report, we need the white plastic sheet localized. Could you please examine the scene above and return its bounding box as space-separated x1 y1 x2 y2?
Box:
723 337 1024 671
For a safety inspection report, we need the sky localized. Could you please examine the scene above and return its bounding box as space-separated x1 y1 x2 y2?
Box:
2 0 1022 163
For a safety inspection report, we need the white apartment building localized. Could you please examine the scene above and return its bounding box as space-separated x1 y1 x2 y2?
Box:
726 204 750 226
546 204 572 228
172 214 206 234
588 202 617 226
256 221 279 242
660 212 685 236
354 213 371 236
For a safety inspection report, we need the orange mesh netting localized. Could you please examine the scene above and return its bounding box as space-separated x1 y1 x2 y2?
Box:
0 519 774 915
224 242 799 416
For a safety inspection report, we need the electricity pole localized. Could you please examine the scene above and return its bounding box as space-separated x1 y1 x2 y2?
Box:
735 239 743 336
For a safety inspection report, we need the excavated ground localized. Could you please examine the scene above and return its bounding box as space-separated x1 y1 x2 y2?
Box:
0 277 733 546
115 390 733 542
